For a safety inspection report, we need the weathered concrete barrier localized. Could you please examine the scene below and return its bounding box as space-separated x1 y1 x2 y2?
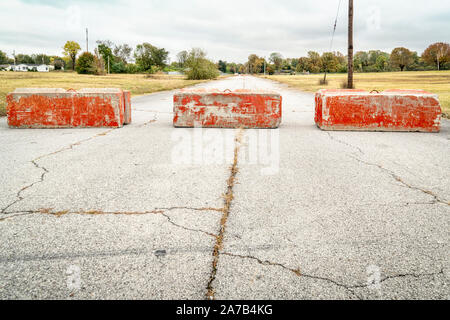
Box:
315 89 442 132
173 89 282 128
123 90 132 125
7 88 132 128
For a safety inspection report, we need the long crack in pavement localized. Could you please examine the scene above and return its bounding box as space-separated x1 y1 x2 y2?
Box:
206 128 244 300
1 160 49 214
222 252 445 300
325 132 449 206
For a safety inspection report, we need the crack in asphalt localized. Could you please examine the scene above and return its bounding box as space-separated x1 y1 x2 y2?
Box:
326 132 365 155
136 113 158 127
206 128 244 300
1 115 160 215
222 252 361 299
347 155 449 206
156 206 224 213
34 129 116 161
1 160 49 214
161 213 218 239
1 128 119 213
0 212 34 222
0 207 219 240
223 252 445 300
324 131 448 206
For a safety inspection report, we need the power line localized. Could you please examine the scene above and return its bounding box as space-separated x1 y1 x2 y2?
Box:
86 28 89 52
329 0 342 52
323 0 343 83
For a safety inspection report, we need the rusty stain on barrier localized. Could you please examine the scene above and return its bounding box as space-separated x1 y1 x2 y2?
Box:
7 88 132 128
173 89 282 128
315 89 442 132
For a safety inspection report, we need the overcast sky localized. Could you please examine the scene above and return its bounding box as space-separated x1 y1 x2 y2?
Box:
1 0 449 63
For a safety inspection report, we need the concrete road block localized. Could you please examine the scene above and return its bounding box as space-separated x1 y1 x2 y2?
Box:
173 89 282 128
7 88 132 128
123 90 132 125
315 89 442 132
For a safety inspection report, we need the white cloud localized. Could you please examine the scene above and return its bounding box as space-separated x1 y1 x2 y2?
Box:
0 0 449 62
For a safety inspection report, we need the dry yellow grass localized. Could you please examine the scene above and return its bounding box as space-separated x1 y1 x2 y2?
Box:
261 71 450 117
0 71 218 116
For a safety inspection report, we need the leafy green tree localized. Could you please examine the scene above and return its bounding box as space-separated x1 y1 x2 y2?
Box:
269 52 283 72
218 60 227 73
0 50 10 64
354 51 369 72
266 65 275 75
75 52 97 74
134 43 169 73
226 62 237 74
51 57 65 70
281 58 292 71
177 50 188 68
290 58 298 70
296 57 309 73
32 54 51 65
307 51 322 73
375 54 389 71
15 54 34 64
422 42 450 70
63 41 81 70
321 52 339 73
113 44 133 63
185 48 219 80
111 61 126 73
390 47 414 71
125 63 140 74
247 54 264 74
96 41 115 71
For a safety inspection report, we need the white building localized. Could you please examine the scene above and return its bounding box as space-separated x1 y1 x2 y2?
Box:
13 64 29 72
12 64 50 72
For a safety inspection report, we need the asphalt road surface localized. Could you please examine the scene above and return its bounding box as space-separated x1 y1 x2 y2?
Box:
0 76 448 300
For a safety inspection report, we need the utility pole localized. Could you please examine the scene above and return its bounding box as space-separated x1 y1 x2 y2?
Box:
264 57 266 75
86 28 89 52
107 56 110 74
347 0 354 89
437 46 444 71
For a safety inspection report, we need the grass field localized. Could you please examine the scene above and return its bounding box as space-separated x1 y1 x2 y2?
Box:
261 71 450 117
0 71 215 116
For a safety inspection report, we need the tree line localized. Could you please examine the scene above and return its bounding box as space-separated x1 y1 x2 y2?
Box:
237 42 449 75
1 41 448 79
64 40 219 79
0 40 220 80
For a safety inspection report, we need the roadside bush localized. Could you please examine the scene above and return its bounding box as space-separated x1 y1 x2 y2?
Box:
125 63 140 74
146 65 161 74
185 48 219 80
111 61 127 73
75 52 97 74
52 58 65 70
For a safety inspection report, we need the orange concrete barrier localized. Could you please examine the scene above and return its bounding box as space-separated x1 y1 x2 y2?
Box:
315 89 442 132
173 89 282 128
7 88 132 128
123 90 132 125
